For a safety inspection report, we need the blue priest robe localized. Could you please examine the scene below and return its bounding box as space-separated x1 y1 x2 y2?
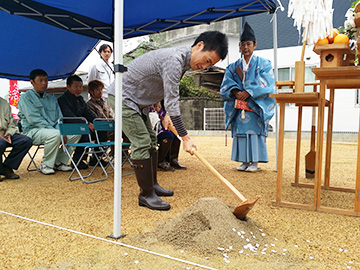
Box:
220 55 275 163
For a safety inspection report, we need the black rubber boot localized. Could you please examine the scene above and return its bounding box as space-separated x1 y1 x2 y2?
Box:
151 151 174 197
158 139 174 171
169 138 187 170
132 158 170 210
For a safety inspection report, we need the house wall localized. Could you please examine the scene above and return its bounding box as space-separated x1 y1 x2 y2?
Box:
257 47 360 133
160 3 360 134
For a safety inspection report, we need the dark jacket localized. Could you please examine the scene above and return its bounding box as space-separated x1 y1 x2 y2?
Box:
57 90 97 123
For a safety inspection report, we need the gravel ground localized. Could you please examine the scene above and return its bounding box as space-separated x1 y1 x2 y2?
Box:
0 136 359 270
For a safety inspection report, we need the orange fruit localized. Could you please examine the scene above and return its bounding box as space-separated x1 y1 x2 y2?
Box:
327 29 340 43
315 38 329 45
333 34 349 44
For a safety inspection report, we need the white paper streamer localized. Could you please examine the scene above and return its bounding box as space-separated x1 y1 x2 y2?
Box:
288 0 334 45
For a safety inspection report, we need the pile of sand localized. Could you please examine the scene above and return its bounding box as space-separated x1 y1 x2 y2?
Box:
131 197 318 269
155 198 266 252
136 198 285 254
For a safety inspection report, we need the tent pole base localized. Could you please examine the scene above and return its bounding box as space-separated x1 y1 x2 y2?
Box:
107 233 126 239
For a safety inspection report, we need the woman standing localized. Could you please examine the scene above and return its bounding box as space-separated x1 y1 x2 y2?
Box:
88 44 114 104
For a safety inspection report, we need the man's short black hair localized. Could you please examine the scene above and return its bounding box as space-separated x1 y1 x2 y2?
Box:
66 75 83 86
99 44 113 53
192 31 228 60
30 69 47 81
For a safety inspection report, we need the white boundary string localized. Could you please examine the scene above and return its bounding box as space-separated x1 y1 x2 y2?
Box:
0 210 219 270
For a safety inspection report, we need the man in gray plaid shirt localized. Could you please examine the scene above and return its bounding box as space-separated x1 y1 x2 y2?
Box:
122 31 228 211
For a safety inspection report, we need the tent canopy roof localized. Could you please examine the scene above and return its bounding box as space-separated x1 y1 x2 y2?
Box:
0 0 276 80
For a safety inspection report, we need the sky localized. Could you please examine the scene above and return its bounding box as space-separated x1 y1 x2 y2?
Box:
0 36 148 99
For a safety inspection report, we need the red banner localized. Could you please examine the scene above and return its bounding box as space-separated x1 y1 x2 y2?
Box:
9 80 19 108
9 80 20 120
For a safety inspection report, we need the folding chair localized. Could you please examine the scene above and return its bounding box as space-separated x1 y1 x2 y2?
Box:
1 147 11 181
121 142 133 167
26 144 44 172
121 142 134 177
2 147 11 160
93 118 115 172
2 145 42 173
93 118 134 176
3 147 10 156
58 117 109 184
17 121 43 172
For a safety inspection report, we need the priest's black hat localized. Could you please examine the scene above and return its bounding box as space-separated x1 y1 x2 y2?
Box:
240 22 256 43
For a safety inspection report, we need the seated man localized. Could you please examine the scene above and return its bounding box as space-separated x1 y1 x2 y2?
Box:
0 97 33 180
58 75 105 168
18 69 79 175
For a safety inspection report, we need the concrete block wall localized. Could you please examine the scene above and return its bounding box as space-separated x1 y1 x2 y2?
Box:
179 97 223 130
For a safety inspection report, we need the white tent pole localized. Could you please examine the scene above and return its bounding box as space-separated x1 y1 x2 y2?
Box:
110 0 125 239
272 8 279 172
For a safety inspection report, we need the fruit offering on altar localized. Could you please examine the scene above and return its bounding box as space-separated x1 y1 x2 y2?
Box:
315 29 349 46
313 28 354 67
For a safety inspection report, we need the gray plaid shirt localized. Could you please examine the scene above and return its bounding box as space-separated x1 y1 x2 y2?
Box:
122 46 191 118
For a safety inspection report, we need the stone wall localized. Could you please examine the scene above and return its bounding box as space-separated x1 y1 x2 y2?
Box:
179 97 223 130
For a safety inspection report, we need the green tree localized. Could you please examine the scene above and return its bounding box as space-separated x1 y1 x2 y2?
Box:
179 76 219 98
351 0 360 8
123 34 170 65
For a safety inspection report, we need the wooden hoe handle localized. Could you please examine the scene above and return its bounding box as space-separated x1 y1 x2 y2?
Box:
191 149 248 203
167 123 249 204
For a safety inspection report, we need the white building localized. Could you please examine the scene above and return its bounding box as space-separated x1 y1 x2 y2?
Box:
156 1 358 136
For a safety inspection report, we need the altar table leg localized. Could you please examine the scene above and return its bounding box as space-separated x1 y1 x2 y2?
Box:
324 88 334 188
275 102 286 204
315 82 326 209
294 106 302 184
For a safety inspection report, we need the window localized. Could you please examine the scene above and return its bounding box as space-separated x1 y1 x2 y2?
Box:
278 66 317 92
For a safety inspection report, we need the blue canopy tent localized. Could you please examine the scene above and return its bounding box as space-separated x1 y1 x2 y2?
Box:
0 0 276 80
0 0 277 238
